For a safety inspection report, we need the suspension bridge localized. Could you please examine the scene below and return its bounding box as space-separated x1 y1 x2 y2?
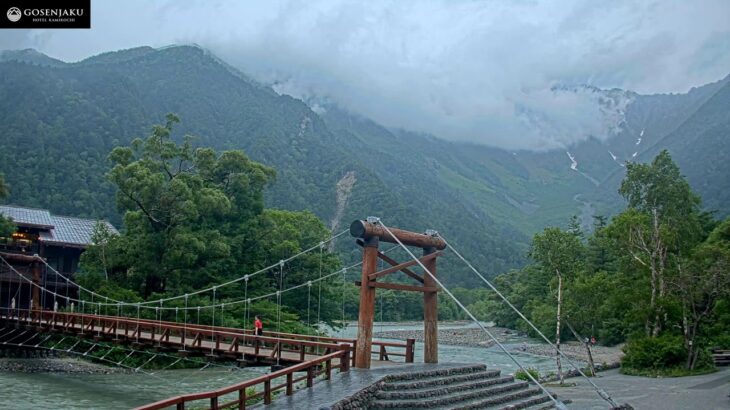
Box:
0 218 624 409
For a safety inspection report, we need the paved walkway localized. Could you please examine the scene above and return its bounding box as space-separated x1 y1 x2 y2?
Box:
558 367 730 409
262 363 473 409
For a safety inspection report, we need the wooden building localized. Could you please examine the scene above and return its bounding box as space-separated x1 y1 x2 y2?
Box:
0 205 117 310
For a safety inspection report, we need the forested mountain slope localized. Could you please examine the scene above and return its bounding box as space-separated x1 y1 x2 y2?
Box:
0 45 728 284
0 45 525 284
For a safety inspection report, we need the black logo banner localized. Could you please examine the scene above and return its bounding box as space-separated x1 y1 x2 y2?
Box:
1 0 90 29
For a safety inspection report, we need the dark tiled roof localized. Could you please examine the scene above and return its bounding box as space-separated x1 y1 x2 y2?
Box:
0 205 118 248
0 205 54 228
39 216 118 247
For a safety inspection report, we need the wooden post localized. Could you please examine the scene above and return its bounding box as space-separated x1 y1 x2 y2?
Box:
406 338 415 363
355 236 378 369
31 260 41 311
286 373 293 395
423 246 438 363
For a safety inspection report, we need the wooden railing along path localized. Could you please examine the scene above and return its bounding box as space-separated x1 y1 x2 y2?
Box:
133 349 351 410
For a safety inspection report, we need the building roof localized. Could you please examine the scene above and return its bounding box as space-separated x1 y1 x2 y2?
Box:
0 204 118 248
0 205 54 229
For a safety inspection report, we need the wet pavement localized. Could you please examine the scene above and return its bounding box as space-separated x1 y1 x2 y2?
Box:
262 362 473 409
557 367 730 410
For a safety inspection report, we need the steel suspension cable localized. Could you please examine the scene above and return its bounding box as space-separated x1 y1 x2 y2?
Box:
439 234 618 408
28 228 348 309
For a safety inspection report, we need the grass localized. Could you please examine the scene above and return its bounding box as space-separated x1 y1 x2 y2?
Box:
620 365 717 378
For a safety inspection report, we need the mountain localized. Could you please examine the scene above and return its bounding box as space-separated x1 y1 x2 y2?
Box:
0 46 526 284
0 45 728 284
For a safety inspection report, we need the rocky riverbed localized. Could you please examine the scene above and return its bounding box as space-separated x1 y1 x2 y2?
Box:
374 326 523 348
509 341 624 366
374 326 623 369
0 357 125 374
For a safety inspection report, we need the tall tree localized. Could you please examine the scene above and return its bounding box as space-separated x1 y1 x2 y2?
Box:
615 150 704 336
674 218 730 369
530 227 584 384
105 113 276 296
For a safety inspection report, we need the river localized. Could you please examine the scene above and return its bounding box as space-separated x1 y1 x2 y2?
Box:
1 322 565 409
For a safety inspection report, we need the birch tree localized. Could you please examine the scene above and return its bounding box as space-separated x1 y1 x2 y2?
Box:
530 227 584 384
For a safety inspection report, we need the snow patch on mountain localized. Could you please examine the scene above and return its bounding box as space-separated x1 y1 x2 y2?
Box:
566 151 578 170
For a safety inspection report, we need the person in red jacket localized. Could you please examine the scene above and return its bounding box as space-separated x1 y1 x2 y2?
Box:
254 315 263 336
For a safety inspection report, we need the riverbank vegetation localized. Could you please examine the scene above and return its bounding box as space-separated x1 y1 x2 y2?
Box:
461 151 730 378
76 115 346 334
40 116 730 378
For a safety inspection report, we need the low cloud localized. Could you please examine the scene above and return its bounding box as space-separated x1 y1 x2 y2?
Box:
2 0 729 150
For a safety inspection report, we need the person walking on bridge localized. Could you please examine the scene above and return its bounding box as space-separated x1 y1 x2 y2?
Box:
254 315 263 336
254 315 265 349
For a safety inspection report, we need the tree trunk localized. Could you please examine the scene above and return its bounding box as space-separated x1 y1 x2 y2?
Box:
555 272 564 384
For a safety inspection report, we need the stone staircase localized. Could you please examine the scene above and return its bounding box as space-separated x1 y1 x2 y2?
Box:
367 364 556 410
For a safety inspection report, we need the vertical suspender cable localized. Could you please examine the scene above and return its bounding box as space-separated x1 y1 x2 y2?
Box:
243 275 249 331
316 242 324 327
183 294 188 352
210 287 216 355
306 280 312 327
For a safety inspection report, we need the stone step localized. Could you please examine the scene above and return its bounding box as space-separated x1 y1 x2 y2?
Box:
449 387 550 410
370 380 530 409
382 369 503 391
383 364 488 383
377 375 514 400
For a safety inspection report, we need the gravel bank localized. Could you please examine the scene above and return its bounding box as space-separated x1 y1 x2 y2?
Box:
0 357 125 374
510 341 624 365
374 326 524 348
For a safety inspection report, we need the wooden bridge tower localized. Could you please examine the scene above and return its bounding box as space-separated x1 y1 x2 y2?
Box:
349 219 446 369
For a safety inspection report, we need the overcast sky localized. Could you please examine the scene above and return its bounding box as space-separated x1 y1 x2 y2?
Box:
2 0 729 150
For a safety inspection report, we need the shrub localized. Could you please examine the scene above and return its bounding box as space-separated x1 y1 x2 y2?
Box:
514 368 540 382
710 334 730 350
598 318 626 346
621 334 687 370
621 334 716 376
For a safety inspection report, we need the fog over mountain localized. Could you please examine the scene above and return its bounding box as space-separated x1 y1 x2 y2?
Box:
2 0 729 150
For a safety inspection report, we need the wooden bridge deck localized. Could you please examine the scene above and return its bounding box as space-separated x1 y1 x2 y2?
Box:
0 309 414 367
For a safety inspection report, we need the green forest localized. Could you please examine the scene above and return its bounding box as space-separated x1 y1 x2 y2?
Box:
74 114 347 335
443 150 730 377
63 116 729 378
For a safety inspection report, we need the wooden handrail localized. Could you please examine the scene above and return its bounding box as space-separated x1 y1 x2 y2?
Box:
52 311 415 362
1 309 415 364
133 350 350 410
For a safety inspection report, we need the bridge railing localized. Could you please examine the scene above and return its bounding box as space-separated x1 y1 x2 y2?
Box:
2 309 414 364
133 349 350 410
29 310 415 364
5 310 351 363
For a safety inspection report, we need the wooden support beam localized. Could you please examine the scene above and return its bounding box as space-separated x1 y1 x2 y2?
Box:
350 220 446 250
357 239 424 283
368 251 441 281
355 236 378 369
355 281 438 293
422 247 438 364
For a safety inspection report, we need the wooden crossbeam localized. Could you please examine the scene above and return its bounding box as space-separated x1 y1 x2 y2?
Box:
357 239 424 283
368 251 441 281
355 280 438 293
